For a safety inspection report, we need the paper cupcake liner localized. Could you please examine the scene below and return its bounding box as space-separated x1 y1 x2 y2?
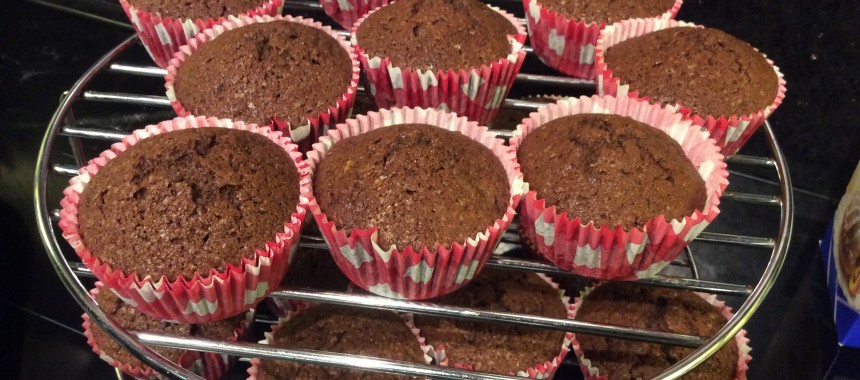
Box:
164 14 361 152
523 0 681 79
306 107 525 300
247 304 434 379
119 0 283 68
412 273 573 378
59 116 311 323
81 283 249 380
319 0 390 30
569 285 752 380
594 18 787 156
509 95 728 280
350 6 527 125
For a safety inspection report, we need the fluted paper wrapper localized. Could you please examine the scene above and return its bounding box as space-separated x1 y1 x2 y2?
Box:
81 283 249 380
570 285 752 380
306 107 525 300
246 304 434 379
523 0 681 79
510 95 728 280
414 274 573 378
164 14 361 151
119 0 283 68
319 0 389 30
59 116 310 323
350 6 527 125
595 18 787 156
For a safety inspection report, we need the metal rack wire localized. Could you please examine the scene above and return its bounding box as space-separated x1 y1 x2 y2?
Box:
34 3 793 378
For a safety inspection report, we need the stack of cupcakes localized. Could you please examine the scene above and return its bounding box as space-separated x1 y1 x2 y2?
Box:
68 0 792 376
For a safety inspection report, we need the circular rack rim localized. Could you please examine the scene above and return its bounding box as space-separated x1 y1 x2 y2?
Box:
34 34 794 380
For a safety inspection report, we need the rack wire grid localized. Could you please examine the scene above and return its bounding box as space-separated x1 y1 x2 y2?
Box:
33 1 794 379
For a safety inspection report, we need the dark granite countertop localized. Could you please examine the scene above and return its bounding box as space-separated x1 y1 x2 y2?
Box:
1 0 858 379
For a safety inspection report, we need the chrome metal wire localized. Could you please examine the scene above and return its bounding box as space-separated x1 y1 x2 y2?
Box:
34 7 793 377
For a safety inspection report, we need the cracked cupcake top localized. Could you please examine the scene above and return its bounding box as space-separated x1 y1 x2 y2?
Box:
517 114 705 228
78 127 300 281
174 20 352 127
356 0 516 71
313 124 510 251
604 27 778 117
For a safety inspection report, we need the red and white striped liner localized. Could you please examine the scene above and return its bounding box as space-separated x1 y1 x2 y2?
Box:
81 283 250 380
306 107 525 300
118 0 283 68
319 0 389 30
59 116 310 323
510 95 729 280
350 6 527 125
413 274 574 378
570 285 752 380
522 0 682 80
164 14 361 152
595 18 787 156
246 304 435 379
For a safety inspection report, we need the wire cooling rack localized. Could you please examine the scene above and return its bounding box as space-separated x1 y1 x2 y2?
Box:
34 2 793 379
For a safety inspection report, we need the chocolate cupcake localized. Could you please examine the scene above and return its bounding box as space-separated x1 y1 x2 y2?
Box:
412 268 571 377
60 117 309 323
351 0 527 125
165 15 360 150
596 20 786 155
119 0 283 68
518 114 706 228
523 0 681 79
248 304 429 379
314 124 509 251
510 96 728 280
572 282 750 380
82 284 246 380
307 108 523 300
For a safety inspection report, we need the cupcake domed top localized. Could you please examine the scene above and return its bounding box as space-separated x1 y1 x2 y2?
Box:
313 124 510 251
355 0 516 71
256 304 426 379
603 27 779 117
413 268 568 374
78 127 300 281
575 282 739 379
173 20 353 127
517 114 705 228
